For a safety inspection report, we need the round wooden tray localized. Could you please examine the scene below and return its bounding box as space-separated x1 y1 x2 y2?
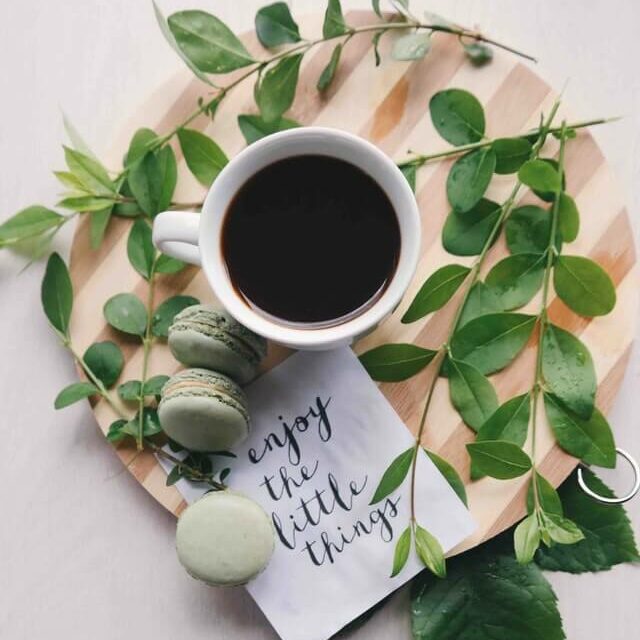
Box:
69 10 638 554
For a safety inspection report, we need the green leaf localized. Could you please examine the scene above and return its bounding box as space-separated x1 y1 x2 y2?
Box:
540 512 585 545
399 163 417 192
390 526 412 577
118 380 142 402
156 254 186 275
554 255 616 317
473 393 530 480
429 89 486 145
41 252 73 335
64 146 115 195
54 171 88 192
255 54 303 123
144 374 170 396
542 323 596 419
83 341 124 388
518 159 561 193
544 394 615 468
492 137 532 174
441 198 501 256
458 281 504 327
466 440 532 479
526 472 563 516
153 2 215 86
505 205 559 255
255 2 301 47
54 382 98 409
58 196 115 212
557 193 579 242
323 0 347 38
463 42 493 67
103 293 148 336
167 10 255 73
237 114 300 145
359 343 437 381
514 514 540 564
371 0 382 17
450 313 537 375
122 408 163 438
0 206 64 246
535 468 640 572
415 524 446 578
107 419 128 443
392 32 432 61
448 359 498 431
532 159 566 203
127 219 156 280
166 465 182 486
424 449 467 506
124 128 159 167
317 43 342 91
485 253 545 310
447 147 496 214
412 534 565 640
89 207 113 250
112 180 141 219
152 295 200 338
369 446 415 504
62 112 97 160
372 30 383 67
128 147 177 217
177 128 229 187
402 264 470 323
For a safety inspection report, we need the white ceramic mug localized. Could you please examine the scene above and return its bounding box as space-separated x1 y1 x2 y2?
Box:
152 127 421 350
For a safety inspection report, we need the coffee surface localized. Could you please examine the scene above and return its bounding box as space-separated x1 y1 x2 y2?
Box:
221 154 401 326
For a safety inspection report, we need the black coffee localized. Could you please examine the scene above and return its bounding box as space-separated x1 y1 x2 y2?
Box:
221 154 401 326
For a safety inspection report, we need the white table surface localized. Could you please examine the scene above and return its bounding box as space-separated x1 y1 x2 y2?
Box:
1 1 639 638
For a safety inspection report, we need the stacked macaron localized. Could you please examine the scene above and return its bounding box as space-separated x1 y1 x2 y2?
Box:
159 304 275 587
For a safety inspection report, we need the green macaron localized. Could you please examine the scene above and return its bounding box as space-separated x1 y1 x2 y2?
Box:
158 368 250 452
176 491 275 587
168 305 267 384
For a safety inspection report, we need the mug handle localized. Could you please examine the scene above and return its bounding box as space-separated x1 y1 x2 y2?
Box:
152 211 201 266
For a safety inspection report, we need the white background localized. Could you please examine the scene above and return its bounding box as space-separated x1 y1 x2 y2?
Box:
1 1 639 638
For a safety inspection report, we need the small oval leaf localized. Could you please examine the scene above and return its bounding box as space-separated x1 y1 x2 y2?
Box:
441 198 501 257
177 128 229 187
448 359 498 431
359 343 437 382
83 341 124 389
41 252 73 335
54 382 98 409
485 253 545 310
103 293 148 336
391 526 412 577
256 54 304 123
255 2 301 48
466 440 532 479
518 159 561 194
429 89 486 145
414 524 446 578
152 295 200 338
127 219 156 280
492 137 532 174
447 147 496 213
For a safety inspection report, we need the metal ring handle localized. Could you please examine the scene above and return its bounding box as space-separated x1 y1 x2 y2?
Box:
577 448 640 504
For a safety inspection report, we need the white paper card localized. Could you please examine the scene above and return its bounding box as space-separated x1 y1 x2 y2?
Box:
164 348 476 640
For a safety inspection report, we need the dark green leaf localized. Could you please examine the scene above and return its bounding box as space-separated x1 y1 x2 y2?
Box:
557 193 579 242
0 206 64 246
237 114 300 144
256 54 303 123
415 524 446 578
371 0 382 18
41 252 73 335
255 2 301 47
536 468 640 572
64 146 115 195
107 419 128 443
463 42 493 67
392 32 432 60
492 137 532 174
447 147 496 213
544 394 615 468
118 380 142 402
369 446 415 504
156 254 187 275
450 312 537 375
54 382 98 409
122 407 163 438
554 255 616 317
466 440 532 479
124 128 159 167
177 128 229 187
425 449 467 505
540 512 584 545
359 343 437 381
112 180 141 219
167 10 255 73
127 219 156 280
144 374 170 396
458 281 504 327
323 0 348 38
442 198 501 256
448 359 498 431
518 159 561 194
412 534 565 640
103 293 148 336
372 30 383 66
402 264 470 323
128 147 177 217
505 205 559 255
166 465 182 486
514 514 540 564
526 472 563 516
429 89 486 145
532 159 566 202
473 393 530 479
390 526 412 577
317 43 342 91
152 295 200 338
542 323 596 419
485 253 545 310
399 163 417 192
83 341 124 388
